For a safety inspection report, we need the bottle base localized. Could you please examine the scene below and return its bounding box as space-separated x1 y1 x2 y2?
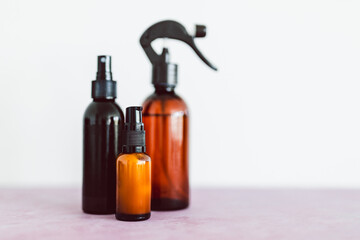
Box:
151 198 188 211
82 205 115 215
83 209 114 215
82 196 115 214
115 212 151 221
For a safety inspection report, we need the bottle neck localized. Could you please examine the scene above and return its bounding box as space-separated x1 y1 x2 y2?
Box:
93 98 115 102
154 85 175 94
122 146 146 154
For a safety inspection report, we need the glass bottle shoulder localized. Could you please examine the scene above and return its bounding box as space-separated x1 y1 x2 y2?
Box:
84 100 124 124
143 91 188 115
117 153 151 164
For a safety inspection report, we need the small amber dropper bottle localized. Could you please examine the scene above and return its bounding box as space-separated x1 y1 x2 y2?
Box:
116 106 151 221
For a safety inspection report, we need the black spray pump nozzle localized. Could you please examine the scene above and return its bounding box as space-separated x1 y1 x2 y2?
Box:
122 106 146 153
125 106 144 130
96 55 112 80
92 55 117 99
140 20 217 88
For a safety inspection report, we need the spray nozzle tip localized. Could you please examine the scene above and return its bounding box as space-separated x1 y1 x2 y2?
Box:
194 25 206 38
96 55 112 80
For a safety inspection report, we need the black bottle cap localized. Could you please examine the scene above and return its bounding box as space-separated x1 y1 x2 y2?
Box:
122 106 146 153
91 55 117 99
152 48 178 88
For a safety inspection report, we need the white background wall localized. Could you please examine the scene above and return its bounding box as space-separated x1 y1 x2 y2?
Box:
1 0 360 188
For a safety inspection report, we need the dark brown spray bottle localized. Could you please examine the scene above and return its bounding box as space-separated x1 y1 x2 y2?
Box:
140 20 217 210
83 56 124 214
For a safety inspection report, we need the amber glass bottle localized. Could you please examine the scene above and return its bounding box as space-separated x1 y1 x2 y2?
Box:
143 86 189 210
116 107 151 221
140 20 217 211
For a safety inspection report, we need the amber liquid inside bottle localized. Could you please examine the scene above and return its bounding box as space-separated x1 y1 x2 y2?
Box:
143 87 189 210
116 153 151 221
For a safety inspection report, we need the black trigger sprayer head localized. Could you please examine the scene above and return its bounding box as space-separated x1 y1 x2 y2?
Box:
140 20 217 88
91 55 117 99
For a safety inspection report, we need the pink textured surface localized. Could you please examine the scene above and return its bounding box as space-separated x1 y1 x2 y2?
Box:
1 189 360 240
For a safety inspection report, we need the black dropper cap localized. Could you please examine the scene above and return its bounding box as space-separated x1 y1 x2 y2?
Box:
122 107 146 153
91 55 117 99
